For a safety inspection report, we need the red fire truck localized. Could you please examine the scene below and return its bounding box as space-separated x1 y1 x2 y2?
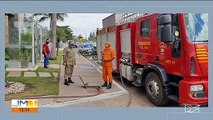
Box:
97 13 208 106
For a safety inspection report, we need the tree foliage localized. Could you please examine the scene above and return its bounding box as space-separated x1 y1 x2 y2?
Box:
88 32 96 42
21 32 32 45
33 13 68 23
57 26 73 43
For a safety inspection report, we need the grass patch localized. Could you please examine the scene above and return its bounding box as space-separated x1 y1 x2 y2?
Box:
5 51 62 100
5 77 59 100
21 71 24 77
36 66 60 73
49 50 63 64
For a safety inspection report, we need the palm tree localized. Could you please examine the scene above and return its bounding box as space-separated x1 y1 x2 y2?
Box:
57 26 66 42
34 13 67 59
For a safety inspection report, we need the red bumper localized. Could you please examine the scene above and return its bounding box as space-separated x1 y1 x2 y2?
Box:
179 79 208 105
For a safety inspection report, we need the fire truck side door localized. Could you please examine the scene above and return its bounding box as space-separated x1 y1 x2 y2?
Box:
156 14 183 76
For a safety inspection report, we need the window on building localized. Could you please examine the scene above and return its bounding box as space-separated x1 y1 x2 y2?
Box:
141 19 150 37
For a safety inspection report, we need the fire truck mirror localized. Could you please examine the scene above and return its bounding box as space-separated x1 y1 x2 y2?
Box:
161 24 172 44
158 14 172 25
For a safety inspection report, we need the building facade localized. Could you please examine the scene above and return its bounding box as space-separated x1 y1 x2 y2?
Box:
102 13 123 28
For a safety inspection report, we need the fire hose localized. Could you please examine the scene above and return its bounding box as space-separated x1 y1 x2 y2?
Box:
119 62 132 107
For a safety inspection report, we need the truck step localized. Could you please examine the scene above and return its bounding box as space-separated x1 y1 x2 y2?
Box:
132 81 142 87
168 95 179 102
170 82 179 87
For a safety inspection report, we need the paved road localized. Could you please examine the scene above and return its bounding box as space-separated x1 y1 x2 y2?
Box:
84 55 179 107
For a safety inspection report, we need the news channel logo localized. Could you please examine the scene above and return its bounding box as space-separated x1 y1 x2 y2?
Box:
185 104 200 113
11 99 38 113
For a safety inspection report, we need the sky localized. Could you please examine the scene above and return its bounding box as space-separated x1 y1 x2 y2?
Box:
38 13 111 39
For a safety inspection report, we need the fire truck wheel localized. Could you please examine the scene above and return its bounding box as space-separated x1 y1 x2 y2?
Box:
145 72 168 106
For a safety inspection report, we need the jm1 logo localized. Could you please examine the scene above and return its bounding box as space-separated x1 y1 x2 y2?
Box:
11 99 38 108
11 99 38 113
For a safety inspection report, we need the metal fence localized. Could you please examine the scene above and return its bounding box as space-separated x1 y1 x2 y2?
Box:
5 13 49 69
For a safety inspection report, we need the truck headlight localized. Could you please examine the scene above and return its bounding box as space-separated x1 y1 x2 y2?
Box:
190 85 204 92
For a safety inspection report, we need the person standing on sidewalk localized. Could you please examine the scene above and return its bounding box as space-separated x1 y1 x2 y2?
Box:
63 40 76 86
101 42 115 89
42 39 50 68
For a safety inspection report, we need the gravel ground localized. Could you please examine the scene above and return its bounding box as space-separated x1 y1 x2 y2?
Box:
5 81 26 95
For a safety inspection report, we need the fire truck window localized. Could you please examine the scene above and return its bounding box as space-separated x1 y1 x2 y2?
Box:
157 21 180 42
158 24 163 39
172 26 180 41
141 20 150 37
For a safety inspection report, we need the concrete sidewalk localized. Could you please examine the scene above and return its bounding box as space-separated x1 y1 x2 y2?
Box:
40 49 128 107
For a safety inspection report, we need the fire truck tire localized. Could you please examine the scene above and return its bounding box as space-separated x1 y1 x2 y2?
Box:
145 72 168 106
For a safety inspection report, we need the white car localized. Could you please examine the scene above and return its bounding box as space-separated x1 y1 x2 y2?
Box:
78 43 94 55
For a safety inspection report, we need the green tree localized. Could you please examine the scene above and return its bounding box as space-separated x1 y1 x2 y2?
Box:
88 32 96 42
57 26 73 43
21 32 32 45
33 13 67 59
72 35 79 43
57 26 66 42
63 26 73 41
73 35 77 40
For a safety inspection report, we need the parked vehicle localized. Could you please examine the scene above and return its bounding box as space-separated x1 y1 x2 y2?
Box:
73 43 78 48
92 46 98 60
79 43 93 56
87 43 94 48
97 13 208 106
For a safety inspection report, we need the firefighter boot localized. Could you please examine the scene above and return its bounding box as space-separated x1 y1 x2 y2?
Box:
101 82 107 87
68 77 74 83
106 83 112 89
64 79 70 86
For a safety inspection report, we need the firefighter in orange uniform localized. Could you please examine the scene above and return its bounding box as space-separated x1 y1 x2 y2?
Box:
101 42 115 89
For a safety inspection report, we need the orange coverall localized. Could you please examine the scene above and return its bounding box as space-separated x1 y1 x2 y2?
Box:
102 42 115 83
